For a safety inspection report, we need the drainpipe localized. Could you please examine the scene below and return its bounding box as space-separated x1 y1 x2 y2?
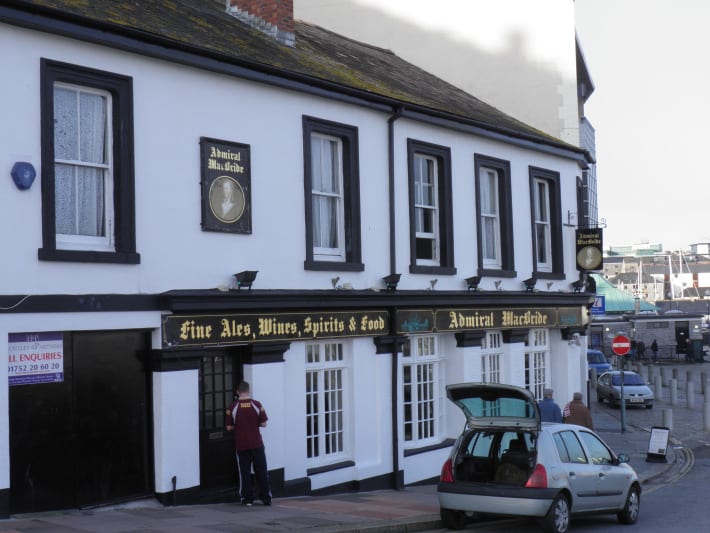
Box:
387 107 404 490
388 107 404 275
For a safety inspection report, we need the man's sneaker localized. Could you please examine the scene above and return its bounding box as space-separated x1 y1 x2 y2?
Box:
262 498 272 506
241 499 253 507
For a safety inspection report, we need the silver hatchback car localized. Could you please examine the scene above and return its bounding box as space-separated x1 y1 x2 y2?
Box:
437 383 640 533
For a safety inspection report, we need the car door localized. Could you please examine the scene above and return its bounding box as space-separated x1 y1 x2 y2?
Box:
578 431 630 510
551 430 600 512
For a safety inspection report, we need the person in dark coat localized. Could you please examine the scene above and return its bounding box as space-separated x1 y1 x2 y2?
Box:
538 388 562 423
562 392 594 429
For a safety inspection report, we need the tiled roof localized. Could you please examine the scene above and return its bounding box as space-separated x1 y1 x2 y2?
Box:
4 0 585 155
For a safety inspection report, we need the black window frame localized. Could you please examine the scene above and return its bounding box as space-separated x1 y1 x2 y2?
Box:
407 139 455 275
39 59 139 264
528 166 563 279
474 154 516 278
302 116 363 272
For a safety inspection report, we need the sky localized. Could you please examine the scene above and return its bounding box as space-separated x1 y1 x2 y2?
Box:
574 0 710 252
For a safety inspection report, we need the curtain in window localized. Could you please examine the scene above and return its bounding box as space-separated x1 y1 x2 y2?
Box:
54 87 106 237
311 137 340 249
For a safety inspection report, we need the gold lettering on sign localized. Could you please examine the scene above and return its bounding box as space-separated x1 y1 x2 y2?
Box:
258 318 299 337
360 315 386 332
447 311 494 329
303 316 345 338
220 319 253 339
208 146 244 173
179 320 213 341
501 310 549 327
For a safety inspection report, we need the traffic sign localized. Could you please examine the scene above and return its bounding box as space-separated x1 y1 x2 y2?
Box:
612 335 631 356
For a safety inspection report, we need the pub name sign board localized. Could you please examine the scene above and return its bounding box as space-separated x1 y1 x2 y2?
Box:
163 306 587 348
163 310 389 348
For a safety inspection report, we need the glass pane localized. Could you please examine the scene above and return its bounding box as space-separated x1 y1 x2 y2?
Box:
76 166 105 236
312 195 338 248
79 92 107 164
55 164 76 234
54 87 78 160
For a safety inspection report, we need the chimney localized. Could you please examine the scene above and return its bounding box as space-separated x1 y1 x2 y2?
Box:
227 0 295 47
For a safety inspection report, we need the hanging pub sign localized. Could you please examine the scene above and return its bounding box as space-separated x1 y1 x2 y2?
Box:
200 137 252 233
576 227 603 271
163 310 390 348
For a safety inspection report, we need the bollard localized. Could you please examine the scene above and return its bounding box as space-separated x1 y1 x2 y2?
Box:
705 402 710 432
687 381 695 409
672 367 679 381
655 377 663 402
639 365 648 382
661 367 669 387
687 369 693 386
702 371 707 394
662 408 673 432
670 378 678 406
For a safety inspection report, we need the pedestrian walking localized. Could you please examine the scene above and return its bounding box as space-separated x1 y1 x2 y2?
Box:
225 381 272 506
538 388 562 423
562 392 594 429
637 340 646 361
651 339 658 362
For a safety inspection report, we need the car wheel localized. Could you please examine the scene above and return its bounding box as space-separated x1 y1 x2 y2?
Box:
542 493 570 533
440 508 466 530
597 392 604 403
617 485 640 524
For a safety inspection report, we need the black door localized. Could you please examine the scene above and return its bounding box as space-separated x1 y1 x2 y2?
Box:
199 351 240 496
10 330 152 513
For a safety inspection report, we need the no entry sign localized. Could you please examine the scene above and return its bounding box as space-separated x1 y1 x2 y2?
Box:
612 335 631 356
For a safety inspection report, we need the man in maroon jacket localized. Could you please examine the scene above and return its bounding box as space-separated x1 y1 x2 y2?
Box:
225 381 272 506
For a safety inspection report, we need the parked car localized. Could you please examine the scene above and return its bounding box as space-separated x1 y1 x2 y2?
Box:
596 371 654 409
437 383 640 532
587 349 612 374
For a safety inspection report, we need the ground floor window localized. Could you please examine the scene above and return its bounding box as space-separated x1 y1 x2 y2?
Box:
481 331 502 384
525 329 549 400
402 335 444 445
306 342 348 461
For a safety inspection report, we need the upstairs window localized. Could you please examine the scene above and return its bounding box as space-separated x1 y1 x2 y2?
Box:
303 116 362 272
407 140 455 275
40 59 138 264
475 155 514 277
529 167 563 277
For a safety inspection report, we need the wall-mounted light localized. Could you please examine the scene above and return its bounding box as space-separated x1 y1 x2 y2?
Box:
429 278 438 291
571 279 585 292
494 280 502 290
382 273 401 291
11 162 36 190
523 277 537 292
465 276 481 291
234 270 258 290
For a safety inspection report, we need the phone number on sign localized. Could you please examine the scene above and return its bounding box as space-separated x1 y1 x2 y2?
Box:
9 362 62 374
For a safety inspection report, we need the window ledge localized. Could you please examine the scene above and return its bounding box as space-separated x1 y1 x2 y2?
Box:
409 265 457 275
306 460 355 476
403 438 455 457
304 260 364 272
478 268 517 279
38 248 140 264
532 271 565 280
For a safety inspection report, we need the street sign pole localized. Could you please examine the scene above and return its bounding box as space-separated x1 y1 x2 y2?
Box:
612 335 631 433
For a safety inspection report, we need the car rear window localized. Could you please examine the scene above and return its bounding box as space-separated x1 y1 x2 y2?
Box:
611 374 645 386
457 396 536 420
587 352 606 363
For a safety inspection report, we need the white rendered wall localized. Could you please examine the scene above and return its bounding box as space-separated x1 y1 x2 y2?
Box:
295 0 580 145
152 369 200 493
1 22 583 297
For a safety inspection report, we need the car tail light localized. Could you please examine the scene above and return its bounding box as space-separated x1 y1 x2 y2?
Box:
525 464 547 488
440 458 455 483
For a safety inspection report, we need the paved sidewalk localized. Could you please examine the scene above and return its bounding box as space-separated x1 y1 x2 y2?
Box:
2 361 708 533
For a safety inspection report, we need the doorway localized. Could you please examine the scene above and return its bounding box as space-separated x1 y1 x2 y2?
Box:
199 351 241 497
9 330 152 513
